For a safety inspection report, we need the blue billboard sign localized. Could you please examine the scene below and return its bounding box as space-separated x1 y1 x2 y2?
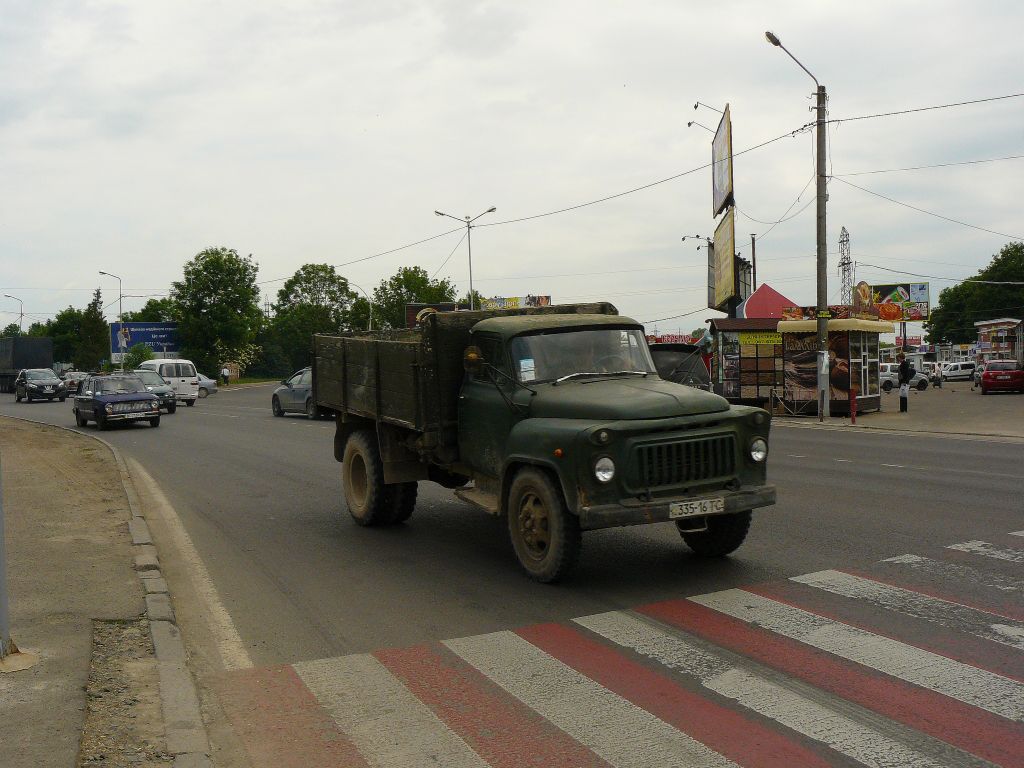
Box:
109 322 180 357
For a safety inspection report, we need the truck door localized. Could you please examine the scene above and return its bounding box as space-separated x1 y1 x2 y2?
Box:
458 334 518 480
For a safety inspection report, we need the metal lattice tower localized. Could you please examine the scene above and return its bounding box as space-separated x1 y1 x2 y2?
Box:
838 226 852 305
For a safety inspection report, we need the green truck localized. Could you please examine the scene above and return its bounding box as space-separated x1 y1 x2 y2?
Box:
313 303 775 582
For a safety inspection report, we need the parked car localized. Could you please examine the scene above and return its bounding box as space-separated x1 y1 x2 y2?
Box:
272 367 326 418
14 368 67 402
648 343 711 389
72 373 161 430
879 363 928 392
137 358 199 405
980 360 1024 394
196 372 219 398
942 361 976 382
133 368 178 413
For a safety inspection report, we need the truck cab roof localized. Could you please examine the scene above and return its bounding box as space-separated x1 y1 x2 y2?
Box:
471 313 642 339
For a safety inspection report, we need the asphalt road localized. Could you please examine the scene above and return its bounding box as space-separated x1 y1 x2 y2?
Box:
2 385 1021 668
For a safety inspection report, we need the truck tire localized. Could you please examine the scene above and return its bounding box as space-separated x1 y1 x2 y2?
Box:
679 511 751 557
385 482 418 524
342 430 390 526
507 468 581 583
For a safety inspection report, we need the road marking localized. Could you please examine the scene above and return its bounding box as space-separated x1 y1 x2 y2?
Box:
792 569 1024 651
880 463 904 468
948 540 1024 563
688 588 1024 722
127 458 253 671
575 611 948 768
882 553 1024 596
834 458 851 462
445 630 735 768
786 454 806 458
295 654 487 768
1010 531 1024 537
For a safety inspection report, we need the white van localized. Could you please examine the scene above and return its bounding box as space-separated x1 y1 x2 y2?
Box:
941 361 976 382
138 358 200 405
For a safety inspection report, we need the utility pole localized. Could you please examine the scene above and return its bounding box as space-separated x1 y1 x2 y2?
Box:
838 226 852 306
766 31 830 419
434 207 497 310
99 271 124 372
3 295 23 332
750 234 757 291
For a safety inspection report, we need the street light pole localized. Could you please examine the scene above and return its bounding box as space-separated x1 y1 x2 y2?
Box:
766 30 830 420
434 207 497 310
3 295 23 332
99 271 123 372
347 281 374 331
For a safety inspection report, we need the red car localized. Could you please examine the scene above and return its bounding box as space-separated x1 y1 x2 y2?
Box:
980 360 1024 394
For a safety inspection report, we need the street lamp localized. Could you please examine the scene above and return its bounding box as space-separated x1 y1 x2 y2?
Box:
765 30 830 420
687 120 714 133
347 281 374 331
434 206 497 310
2 294 23 332
98 270 124 371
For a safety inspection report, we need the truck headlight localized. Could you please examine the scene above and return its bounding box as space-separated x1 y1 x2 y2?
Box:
594 456 615 483
749 438 768 463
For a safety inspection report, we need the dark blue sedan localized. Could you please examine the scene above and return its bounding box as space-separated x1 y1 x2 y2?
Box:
72 373 161 430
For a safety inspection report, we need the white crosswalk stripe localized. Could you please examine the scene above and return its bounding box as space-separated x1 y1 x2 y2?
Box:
688 588 1024 722
947 539 1024 563
294 654 487 768
792 569 1024 650
575 611 950 768
881 553 1024 595
444 630 737 768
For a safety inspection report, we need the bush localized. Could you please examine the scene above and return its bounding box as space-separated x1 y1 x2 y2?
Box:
123 343 155 370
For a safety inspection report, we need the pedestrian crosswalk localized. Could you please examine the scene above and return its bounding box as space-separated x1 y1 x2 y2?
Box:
214 531 1024 768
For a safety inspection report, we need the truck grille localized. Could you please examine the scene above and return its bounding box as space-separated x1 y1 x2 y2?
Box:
631 434 735 489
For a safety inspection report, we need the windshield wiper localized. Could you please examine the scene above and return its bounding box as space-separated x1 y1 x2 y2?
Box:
554 370 649 384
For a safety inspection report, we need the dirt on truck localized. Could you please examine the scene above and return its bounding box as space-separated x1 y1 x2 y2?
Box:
313 302 776 582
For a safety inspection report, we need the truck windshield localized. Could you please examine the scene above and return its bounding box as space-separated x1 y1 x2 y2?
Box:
509 328 656 384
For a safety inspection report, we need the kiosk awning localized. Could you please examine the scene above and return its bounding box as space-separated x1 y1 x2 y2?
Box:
777 319 896 333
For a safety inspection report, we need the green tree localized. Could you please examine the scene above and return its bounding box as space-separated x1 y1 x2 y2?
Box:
276 264 356 325
371 266 457 329
46 307 85 363
172 247 262 374
75 289 109 370
122 297 177 323
925 242 1024 343
123 343 154 370
1 323 20 337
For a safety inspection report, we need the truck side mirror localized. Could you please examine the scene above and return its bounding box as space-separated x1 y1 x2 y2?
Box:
463 346 484 374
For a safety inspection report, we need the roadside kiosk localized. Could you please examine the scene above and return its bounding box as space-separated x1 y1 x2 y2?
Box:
776 317 895 415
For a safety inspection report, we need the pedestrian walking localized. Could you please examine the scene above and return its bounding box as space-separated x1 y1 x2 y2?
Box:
221 365 230 386
897 353 911 413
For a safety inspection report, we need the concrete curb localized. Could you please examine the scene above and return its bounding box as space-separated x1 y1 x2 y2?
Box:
773 417 1024 443
0 415 213 768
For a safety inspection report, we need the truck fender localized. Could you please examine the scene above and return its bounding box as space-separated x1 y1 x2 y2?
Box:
500 457 579 517
333 414 375 462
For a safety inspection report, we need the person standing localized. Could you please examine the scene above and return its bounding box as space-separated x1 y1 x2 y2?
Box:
221 365 230 386
897 353 911 413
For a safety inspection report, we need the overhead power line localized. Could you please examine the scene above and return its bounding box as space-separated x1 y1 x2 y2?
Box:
431 231 468 278
827 92 1024 125
857 262 1024 285
833 154 1024 177
831 177 1024 241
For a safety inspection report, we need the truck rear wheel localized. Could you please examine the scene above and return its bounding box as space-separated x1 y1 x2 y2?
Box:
342 430 390 526
507 468 581 583
679 511 751 557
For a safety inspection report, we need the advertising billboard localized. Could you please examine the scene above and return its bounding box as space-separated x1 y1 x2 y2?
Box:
712 104 734 217
712 207 736 309
870 283 930 322
108 322 179 359
479 295 552 311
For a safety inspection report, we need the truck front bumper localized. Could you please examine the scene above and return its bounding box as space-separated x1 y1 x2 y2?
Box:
576 484 776 531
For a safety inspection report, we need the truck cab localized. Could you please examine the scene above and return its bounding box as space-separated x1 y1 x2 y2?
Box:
454 315 774 580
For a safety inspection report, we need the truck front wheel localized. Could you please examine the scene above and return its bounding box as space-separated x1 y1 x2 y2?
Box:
678 511 751 557
342 430 390 526
507 468 581 583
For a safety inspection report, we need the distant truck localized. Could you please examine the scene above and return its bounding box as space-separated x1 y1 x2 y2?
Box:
313 303 775 582
0 337 54 393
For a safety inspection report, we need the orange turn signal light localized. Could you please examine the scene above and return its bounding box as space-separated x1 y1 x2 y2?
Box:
553 448 564 458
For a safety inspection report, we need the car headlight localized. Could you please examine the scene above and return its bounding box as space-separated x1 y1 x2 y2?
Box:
28 383 39 389
594 456 615 483
105 404 113 413
749 438 768 463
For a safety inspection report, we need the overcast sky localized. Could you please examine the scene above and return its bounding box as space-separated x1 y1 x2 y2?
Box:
2 1 1022 340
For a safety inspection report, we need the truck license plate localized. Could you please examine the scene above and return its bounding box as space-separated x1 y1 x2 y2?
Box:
670 497 724 519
